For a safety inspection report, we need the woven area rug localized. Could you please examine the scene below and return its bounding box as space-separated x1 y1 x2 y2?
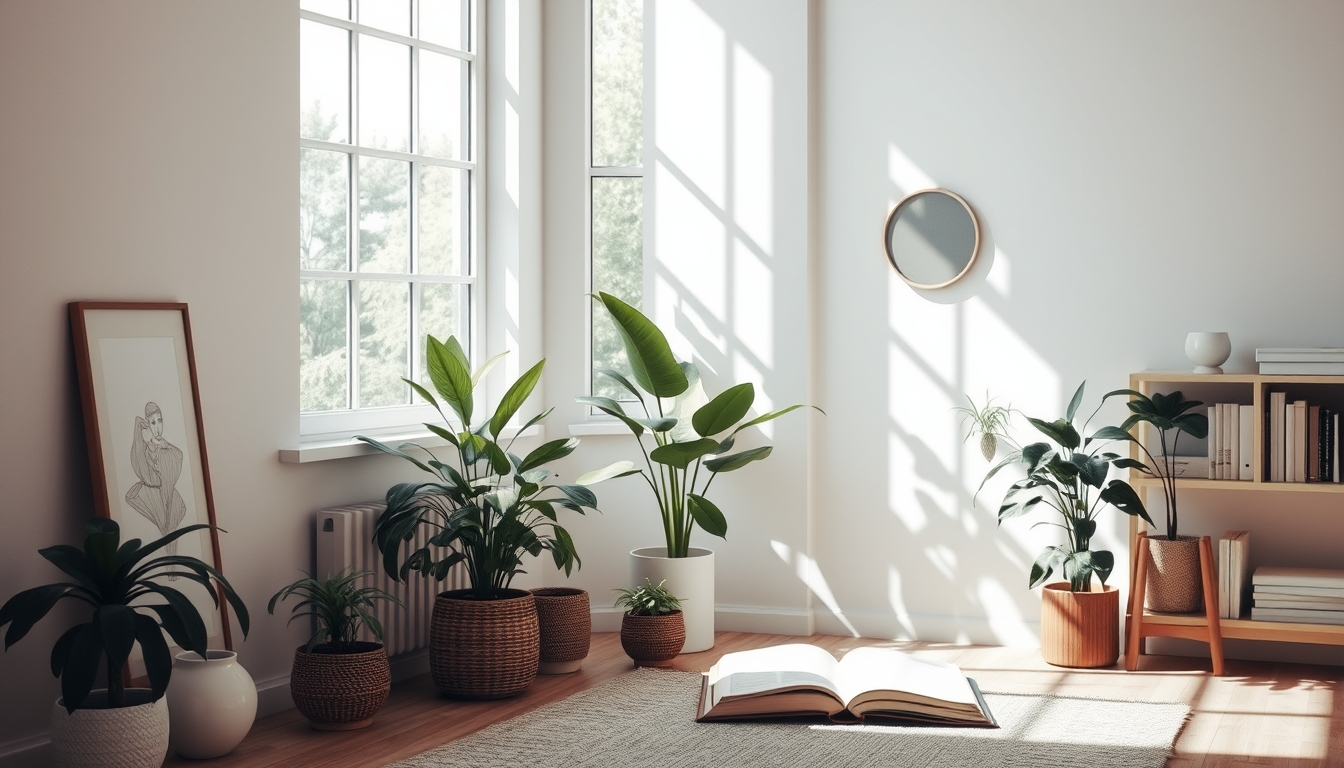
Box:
389 668 1190 768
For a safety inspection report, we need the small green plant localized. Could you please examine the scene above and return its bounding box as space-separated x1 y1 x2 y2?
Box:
268 569 403 652
613 578 683 617
954 392 1018 461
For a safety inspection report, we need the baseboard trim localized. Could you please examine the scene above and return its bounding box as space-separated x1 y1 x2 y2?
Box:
812 609 1041 648
254 672 294 720
591 604 813 636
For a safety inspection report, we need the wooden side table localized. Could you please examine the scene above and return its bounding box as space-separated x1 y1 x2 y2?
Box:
1125 532 1225 675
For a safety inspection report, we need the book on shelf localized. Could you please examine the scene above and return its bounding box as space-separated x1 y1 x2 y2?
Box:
1256 347 1344 363
1202 403 1250 481
1259 362 1344 375
1253 598 1344 610
1310 405 1322 482
1226 403 1238 480
1269 392 1286 482
1255 584 1344 598
1239 404 1254 480
1294 400 1307 482
696 643 997 727
1253 567 1344 588
1218 531 1250 619
1250 607 1344 624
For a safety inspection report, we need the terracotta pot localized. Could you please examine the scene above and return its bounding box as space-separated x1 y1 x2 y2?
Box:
290 641 391 730
431 588 539 699
529 587 591 674
620 611 686 667
1144 535 1203 613
1040 582 1119 668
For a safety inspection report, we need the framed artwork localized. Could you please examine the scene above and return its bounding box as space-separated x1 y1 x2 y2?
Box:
68 302 234 663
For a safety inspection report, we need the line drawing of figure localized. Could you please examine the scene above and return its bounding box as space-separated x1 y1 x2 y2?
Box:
126 402 188 562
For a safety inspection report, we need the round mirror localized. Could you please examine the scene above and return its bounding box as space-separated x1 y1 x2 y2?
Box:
884 189 981 289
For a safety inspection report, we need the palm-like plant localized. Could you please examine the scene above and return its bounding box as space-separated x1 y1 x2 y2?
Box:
358 335 628 598
1097 389 1208 540
613 579 683 616
981 383 1153 592
582 293 819 558
268 570 402 652
0 518 248 712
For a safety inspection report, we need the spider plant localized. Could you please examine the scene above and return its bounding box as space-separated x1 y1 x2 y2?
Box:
268 569 402 652
954 392 1018 461
614 579 683 616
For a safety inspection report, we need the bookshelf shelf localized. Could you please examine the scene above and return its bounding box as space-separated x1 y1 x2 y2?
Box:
1125 371 1344 665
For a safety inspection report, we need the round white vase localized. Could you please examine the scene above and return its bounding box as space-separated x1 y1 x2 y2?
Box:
166 650 257 759
49 689 168 768
630 547 714 653
1185 331 1231 374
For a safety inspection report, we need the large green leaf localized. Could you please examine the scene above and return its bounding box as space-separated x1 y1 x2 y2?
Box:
575 461 639 486
731 404 821 436
576 397 646 437
692 383 755 437
596 292 688 398
1029 546 1065 589
688 494 728 538
1088 425 1136 445
998 494 1043 522
427 335 474 426
1091 550 1116 585
1028 417 1081 450
490 359 545 438
519 438 579 473
704 445 772 473
1099 480 1153 525
1 584 78 649
650 438 720 469
61 623 102 713
472 350 510 387
596 367 646 404
139 584 208 657
1070 452 1109 489
97 604 138 673
1065 381 1086 422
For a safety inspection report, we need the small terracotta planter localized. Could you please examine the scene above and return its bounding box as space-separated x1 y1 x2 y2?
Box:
1144 535 1203 613
1040 583 1119 668
431 588 539 699
620 611 686 667
290 641 391 730
530 587 591 674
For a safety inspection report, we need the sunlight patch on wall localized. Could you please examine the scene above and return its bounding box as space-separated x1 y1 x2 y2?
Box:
654 0 726 208
887 432 929 534
773 540 859 636
986 246 1011 297
887 142 937 197
733 239 774 369
924 544 959 582
886 566 917 638
977 577 1038 647
732 42 773 254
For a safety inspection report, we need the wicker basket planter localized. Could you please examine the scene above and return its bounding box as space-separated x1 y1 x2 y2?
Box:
290 642 391 730
431 588 539 699
49 689 168 768
530 587 591 674
1040 583 1119 668
1144 535 1203 613
620 611 686 667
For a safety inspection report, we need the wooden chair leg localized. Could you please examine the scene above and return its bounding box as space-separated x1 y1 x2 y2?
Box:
1199 536 1225 676
1126 532 1150 671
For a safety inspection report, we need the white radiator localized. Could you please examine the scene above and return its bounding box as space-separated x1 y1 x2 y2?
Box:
315 502 463 656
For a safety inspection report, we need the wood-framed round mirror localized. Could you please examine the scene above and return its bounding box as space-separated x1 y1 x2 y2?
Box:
883 188 981 289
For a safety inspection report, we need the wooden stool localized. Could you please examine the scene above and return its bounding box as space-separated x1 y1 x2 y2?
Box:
1125 532 1225 675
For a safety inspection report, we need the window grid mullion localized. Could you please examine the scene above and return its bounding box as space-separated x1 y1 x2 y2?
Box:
300 9 476 63
348 19 361 410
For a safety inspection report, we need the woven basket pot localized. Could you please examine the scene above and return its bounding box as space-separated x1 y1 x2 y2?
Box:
431 588 539 699
1144 535 1204 613
529 587 591 674
1040 583 1119 668
620 611 686 668
49 689 168 768
290 642 391 731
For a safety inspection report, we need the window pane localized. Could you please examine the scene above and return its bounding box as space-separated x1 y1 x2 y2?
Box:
359 281 411 407
418 166 467 275
301 0 349 19
591 0 642 167
358 35 410 151
358 157 410 272
419 50 466 160
300 21 350 142
419 0 466 50
419 282 468 385
301 279 350 412
300 149 349 270
591 177 643 398
358 0 409 35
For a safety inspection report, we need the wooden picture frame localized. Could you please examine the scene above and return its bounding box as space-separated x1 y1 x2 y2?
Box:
68 302 234 661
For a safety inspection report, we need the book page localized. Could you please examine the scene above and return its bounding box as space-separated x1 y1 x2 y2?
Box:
708 644 842 708
834 646 979 711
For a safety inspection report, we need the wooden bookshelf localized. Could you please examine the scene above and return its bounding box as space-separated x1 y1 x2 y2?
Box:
1125 372 1344 661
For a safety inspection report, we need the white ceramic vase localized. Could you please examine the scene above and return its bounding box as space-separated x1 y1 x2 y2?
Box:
630 547 714 653
166 650 257 759
1185 332 1231 374
49 689 168 768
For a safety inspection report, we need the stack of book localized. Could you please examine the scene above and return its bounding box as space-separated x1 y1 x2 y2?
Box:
1265 392 1339 482
1257 348 1344 375
1205 403 1253 480
1251 567 1344 625
1218 531 1251 619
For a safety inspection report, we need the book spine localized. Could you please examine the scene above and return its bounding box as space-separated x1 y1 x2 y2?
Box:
1296 401 1308 483
1229 404 1239 481
1239 404 1254 481
1209 405 1217 479
1285 402 1295 483
1219 534 1231 619
1310 405 1321 482
1270 393 1284 482
1335 413 1340 483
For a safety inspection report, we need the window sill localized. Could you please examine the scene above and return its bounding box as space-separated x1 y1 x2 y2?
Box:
568 422 632 436
279 425 545 464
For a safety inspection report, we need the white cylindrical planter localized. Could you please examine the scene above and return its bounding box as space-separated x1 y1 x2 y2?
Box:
630 547 715 653
166 650 257 759
49 689 168 768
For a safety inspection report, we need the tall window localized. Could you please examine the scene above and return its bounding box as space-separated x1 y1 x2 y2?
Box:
589 0 644 400
300 0 476 436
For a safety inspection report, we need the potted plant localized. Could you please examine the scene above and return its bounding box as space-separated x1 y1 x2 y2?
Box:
614 579 685 667
583 293 817 652
1100 389 1209 612
980 382 1152 668
0 518 248 768
359 335 626 699
954 392 1018 461
529 586 591 675
268 569 401 729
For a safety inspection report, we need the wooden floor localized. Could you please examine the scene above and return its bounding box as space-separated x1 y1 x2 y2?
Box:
166 632 1344 767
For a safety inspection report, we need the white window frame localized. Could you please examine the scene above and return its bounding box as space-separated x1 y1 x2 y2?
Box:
299 1 483 441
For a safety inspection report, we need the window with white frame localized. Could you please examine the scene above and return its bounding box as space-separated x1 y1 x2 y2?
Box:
588 0 644 400
299 0 477 437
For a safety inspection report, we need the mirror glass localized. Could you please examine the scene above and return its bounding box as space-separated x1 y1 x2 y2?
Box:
884 189 979 289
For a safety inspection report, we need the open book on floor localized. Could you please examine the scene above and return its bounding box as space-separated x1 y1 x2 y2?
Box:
696 643 997 727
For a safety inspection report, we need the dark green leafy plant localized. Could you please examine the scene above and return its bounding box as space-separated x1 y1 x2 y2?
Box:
582 293 821 558
268 569 402 652
613 578 683 616
1097 389 1208 540
0 518 249 712
359 335 628 599
980 382 1154 592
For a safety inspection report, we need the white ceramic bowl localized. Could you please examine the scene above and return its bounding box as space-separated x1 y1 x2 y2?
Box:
1185 332 1231 374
